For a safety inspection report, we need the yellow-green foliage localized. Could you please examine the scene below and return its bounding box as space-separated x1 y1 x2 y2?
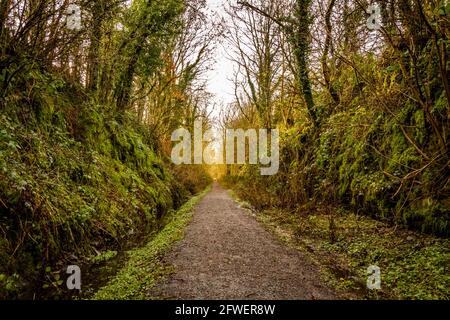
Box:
92 186 210 300
0 65 205 298
224 49 449 237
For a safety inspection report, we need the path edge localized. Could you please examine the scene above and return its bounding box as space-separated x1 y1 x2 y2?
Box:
91 185 212 300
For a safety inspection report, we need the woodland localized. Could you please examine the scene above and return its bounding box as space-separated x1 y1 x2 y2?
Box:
0 0 449 299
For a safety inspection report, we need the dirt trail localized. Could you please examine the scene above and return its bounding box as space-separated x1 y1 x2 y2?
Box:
153 183 336 300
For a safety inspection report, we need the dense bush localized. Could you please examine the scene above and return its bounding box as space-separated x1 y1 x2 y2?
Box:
223 49 449 237
0 64 210 298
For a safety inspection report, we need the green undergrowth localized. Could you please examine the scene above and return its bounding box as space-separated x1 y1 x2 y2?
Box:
221 50 449 237
0 64 210 299
231 191 450 300
231 190 450 300
92 186 210 300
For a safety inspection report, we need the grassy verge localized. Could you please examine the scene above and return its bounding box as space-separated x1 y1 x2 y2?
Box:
0 63 212 299
228 190 450 300
91 186 211 300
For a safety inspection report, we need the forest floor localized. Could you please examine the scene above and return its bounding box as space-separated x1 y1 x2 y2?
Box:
229 193 450 300
149 183 336 299
92 183 449 300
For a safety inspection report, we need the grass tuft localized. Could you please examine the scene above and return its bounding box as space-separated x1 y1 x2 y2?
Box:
92 186 211 300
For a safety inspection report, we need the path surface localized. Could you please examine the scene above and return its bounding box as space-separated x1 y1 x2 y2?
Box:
153 183 336 300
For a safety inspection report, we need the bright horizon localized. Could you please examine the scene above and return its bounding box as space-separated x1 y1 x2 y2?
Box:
205 0 236 119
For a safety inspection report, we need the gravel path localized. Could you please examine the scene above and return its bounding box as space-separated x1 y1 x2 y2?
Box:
153 183 336 300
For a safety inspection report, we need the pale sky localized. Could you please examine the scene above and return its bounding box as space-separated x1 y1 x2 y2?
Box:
205 0 236 116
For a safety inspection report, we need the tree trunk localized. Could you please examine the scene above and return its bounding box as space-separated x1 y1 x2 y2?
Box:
291 0 317 126
87 2 104 92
